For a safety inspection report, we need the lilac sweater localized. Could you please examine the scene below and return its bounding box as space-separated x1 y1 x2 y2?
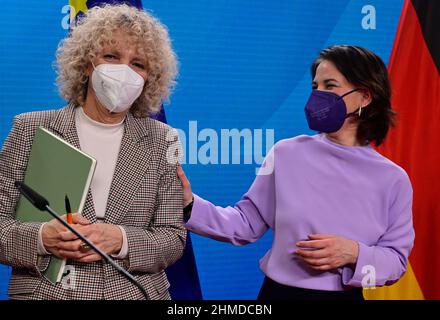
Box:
186 134 415 291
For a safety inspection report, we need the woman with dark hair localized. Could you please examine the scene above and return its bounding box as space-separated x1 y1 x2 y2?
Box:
177 45 415 300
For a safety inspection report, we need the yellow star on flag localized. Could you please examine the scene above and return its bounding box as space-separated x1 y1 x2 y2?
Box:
69 0 88 21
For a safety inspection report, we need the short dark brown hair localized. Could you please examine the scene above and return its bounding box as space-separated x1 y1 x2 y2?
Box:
311 45 395 146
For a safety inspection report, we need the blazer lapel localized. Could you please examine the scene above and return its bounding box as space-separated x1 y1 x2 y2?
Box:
47 104 98 224
104 113 153 225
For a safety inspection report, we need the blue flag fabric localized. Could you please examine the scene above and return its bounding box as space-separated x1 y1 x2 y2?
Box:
68 0 202 300
87 0 143 9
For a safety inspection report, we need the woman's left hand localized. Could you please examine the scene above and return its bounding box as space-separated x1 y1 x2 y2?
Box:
57 224 123 263
295 234 359 271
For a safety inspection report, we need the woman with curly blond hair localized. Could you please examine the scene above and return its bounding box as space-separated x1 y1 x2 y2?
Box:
0 4 185 300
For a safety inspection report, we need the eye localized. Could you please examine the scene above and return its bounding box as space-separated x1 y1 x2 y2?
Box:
326 84 336 89
132 62 145 70
103 54 118 60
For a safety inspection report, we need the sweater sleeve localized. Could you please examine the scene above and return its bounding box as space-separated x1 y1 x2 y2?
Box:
185 147 276 245
341 172 415 287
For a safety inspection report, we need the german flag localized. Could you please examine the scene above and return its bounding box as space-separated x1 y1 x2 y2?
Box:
365 0 440 300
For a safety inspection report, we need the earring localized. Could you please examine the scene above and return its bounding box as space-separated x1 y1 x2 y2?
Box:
358 107 362 117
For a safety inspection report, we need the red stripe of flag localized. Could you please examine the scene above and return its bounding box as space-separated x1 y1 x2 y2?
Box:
378 0 440 299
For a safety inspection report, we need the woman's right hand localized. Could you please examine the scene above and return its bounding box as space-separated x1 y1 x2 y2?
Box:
176 165 194 207
41 213 90 258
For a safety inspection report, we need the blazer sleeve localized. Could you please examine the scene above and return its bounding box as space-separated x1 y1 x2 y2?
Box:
0 116 50 274
121 129 186 274
185 147 276 245
341 173 415 287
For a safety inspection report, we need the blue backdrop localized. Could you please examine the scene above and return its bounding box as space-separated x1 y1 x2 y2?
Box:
0 0 403 299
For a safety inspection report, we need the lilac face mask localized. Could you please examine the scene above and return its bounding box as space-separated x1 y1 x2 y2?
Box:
304 89 360 133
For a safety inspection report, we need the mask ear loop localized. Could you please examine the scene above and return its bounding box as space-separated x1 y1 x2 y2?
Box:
90 60 115 113
339 88 360 99
341 88 364 118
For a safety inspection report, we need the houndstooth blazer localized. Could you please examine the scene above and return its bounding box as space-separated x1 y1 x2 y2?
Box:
0 103 186 300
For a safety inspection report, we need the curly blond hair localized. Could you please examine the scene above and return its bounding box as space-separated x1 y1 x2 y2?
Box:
56 4 178 117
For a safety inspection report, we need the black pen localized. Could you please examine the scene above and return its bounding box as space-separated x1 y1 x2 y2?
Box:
65 194 73 224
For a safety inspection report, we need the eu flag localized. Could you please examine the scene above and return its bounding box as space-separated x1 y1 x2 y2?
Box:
87 0 143 9
69 0 202 300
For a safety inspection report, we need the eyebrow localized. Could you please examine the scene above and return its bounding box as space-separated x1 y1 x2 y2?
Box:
312 78 340 85
103 49 120 55
324 78 339 83
103 50 145 63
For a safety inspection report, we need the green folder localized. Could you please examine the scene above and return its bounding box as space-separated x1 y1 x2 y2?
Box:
15 126 96 284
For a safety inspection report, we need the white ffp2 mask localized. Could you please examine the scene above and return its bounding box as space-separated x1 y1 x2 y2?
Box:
91 63 145 113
